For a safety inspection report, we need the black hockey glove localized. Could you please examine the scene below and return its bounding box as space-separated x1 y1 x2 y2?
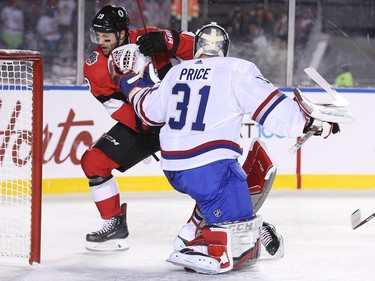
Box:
137 30 180 56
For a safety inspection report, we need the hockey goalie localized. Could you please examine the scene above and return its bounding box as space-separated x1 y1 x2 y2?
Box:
171 84 354 270
108 31 354 273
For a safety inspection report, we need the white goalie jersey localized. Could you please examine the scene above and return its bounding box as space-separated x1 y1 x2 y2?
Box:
132 57 306 170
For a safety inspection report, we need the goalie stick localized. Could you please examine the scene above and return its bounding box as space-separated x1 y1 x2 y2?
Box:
288 129 317 154
304 67 349 107
289 68 354 153
351 209 375 230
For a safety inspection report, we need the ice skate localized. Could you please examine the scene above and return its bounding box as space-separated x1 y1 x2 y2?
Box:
261 221 284 258
86 203 129 251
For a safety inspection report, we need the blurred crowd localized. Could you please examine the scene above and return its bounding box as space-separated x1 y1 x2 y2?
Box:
1 0 372 86
0 0 315 82
0 0 77 79
0 0 199 81
224 4 315 65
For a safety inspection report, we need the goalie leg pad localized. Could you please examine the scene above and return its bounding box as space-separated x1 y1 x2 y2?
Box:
242 138 277 213
224 215 263 268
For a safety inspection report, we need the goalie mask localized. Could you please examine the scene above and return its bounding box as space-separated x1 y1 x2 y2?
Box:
90 5 130 44
193 22 230 59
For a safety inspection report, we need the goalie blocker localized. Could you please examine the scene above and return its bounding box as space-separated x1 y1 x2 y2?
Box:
108 43 160 103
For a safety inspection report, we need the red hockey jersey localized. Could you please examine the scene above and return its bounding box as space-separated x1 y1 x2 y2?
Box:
84 27 194 132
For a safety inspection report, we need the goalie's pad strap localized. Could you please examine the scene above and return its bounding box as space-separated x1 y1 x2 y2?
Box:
242 138 277 213
187 205 205 236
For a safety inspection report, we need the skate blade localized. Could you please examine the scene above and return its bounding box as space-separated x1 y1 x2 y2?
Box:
86 239 129 252
273 234 284 259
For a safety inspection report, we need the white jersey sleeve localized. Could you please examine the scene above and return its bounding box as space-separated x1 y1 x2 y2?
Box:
133 84 166 127
232 62 306 137
133 57 306 171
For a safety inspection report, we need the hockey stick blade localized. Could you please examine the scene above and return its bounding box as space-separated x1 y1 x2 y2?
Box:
351 209 375 229
304 67 349 107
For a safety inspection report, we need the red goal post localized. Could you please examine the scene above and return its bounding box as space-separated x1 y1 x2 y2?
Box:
0 50 43 264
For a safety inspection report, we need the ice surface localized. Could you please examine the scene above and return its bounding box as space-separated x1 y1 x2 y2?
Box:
1 189 375 281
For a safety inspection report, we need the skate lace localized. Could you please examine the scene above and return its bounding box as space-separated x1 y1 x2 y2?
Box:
95 217 117 235
261 225 275 247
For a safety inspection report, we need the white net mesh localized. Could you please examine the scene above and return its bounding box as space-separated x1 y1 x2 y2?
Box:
0 59 34 259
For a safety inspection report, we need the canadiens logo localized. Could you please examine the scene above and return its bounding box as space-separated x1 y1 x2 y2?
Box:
86 51 99 66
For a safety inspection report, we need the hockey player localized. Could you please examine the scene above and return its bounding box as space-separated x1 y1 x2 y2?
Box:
83 4 284 255
109 22 347 273
82 4 194 251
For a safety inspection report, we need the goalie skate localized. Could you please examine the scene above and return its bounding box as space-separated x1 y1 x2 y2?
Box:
167 248 221 275
167 226 233 274
261 222 284 258
86 203 129 251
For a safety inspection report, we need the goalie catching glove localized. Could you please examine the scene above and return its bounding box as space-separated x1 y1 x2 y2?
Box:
137 30 180 56
108 44 160 103
295 88 354 139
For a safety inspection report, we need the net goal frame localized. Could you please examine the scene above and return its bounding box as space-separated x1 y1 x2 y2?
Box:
0 50 43 265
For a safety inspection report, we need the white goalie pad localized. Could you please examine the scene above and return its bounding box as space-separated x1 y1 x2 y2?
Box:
224 216 262 268
108 43 152 82
294 88 355 124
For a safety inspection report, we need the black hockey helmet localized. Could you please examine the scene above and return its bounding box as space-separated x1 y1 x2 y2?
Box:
90 5 130 43
193 22 230 59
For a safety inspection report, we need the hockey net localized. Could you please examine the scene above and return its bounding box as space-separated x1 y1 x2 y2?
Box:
0 50 43 264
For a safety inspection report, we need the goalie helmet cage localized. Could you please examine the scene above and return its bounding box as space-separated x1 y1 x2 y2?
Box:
0 50 43 265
